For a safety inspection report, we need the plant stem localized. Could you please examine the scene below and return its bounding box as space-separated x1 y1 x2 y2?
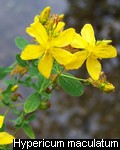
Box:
39 67 64 94
14 103 24 107
4 107 11 117
61 73 87 82
13 128 20 137
8 61 17 69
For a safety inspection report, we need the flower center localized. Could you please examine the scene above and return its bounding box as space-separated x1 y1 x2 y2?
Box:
86 45 95 58
45 40 52 52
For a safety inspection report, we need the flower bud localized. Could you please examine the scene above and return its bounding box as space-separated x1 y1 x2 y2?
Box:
39 6 51 24
11 93 23 101
11 85 18 92
11 94 18 101
39 100 51 110
102 83 115 93
58 14 64 21
87 75 115 93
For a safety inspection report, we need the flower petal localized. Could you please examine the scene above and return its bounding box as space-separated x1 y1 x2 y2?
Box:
26 26 36 37
0 116 4 128
38 52 53 78
54 22 65 33
65 50 87 70
52 28 75 47
86 56 101 80
21 45 45 60
52 48 76 65
71 33 88 48
26 17 39 37
81 24 95 45
94 44 117 58
34 22 48 45
96 40 112 45
0 132 15 145
39 6 51 21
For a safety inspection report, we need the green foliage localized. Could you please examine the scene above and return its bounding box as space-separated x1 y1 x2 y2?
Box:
2 85 12 105
16 54 28 67
23 123 35 139
4 78 16 85
13 112 25 128
29 65 39 76
37 73 50 92
12 107 20 116
26 114 36 123
52 61 63 74
0 145 11 150
15 37 29 51
59 73 84 96
0 67 11 80
19 76 38 90
0 6 116 146
24 92 41 113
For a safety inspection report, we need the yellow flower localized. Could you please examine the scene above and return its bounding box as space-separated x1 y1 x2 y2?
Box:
0 116 15 145
21 22 75 78
65 24 117 80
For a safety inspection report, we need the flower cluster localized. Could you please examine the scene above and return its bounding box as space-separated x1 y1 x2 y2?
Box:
21 6 117 81
0 6 118 148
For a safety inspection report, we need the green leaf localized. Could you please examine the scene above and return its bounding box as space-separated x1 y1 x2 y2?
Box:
14 112 25 128
38 73 50 92
29 65 39 76
59 73 84 96
2 85 12 105
15 37 29 51
15 117 23 126
24 92 41 113
23 123 35 139
12 107 20 116
16 54 28 67
0 67 11 80
19 77 38 90
0 122 5 132
26 114 36 123
4 78 16 85
52 61 63 74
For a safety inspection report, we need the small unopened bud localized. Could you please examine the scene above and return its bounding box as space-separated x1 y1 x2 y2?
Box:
12 94 18 101
87 76 115 93
46 88 51 94
11 93 23 101
102 83 115 93
11 85 18 92
39 6 51 23
39 100 51 110
58 14 64 21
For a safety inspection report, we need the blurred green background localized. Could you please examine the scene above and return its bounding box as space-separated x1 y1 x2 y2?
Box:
0 0 120 138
